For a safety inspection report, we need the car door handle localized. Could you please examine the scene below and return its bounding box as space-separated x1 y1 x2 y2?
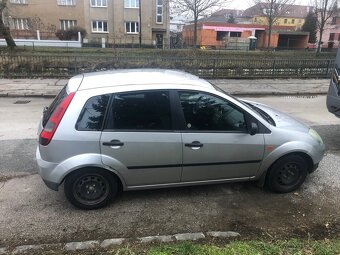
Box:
103 140 124 147
185 141 203 148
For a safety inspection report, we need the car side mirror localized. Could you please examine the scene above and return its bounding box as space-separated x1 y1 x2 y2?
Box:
249 122 258 136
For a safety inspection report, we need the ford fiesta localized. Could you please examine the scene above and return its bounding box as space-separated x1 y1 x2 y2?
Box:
36 69 325 209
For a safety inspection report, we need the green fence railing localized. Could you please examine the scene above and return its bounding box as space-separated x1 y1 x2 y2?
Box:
0 54 334 79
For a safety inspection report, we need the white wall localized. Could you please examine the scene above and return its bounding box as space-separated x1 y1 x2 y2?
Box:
0 39 82 48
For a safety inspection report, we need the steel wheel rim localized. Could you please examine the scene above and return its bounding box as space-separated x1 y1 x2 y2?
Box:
277 162 301 186
73 174 109 206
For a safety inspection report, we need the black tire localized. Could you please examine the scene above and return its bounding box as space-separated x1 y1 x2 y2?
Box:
64 168 118 210
265 154 308 193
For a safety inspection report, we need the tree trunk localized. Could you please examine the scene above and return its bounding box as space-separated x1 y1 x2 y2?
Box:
317 23 324 53
0 12 16 49
267 1 273 50
193 18 198 48
267 22 272 49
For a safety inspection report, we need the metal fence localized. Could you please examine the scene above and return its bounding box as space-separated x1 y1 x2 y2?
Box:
0 54 334 79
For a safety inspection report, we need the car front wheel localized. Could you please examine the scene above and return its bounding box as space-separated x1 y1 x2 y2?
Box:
266 154 308 193
64 168 118 210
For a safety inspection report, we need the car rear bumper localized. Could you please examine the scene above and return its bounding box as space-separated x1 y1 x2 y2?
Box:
36 147 60 191
42 179 59 191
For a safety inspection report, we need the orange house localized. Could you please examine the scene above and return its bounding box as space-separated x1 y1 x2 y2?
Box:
182 22 309 49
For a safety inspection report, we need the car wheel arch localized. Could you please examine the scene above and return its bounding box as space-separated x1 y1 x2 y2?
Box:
264 152 312 193
61 165 125 192
256 151 314 187
63 167 120 209
268 151 313 172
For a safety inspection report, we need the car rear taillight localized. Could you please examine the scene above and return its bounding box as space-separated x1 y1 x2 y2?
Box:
39 92 75 146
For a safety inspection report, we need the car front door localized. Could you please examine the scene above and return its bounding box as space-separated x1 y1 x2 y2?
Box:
178 90 265 182
100 90 182 187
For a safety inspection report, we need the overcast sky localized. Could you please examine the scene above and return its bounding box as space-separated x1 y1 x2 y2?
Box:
228 0 312 9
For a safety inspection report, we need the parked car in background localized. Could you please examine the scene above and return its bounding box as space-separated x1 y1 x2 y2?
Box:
36 69 325 209
327 47 340 117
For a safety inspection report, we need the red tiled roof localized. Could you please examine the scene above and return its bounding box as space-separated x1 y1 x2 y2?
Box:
243 3 313 18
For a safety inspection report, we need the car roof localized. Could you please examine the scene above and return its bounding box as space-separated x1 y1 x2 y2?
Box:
67 69 215 92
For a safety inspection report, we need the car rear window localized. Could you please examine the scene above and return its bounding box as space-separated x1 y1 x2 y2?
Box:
42 86 68 127
76 94 110 131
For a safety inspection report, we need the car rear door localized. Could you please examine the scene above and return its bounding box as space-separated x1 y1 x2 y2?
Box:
177 90 265 182
100 90 182 187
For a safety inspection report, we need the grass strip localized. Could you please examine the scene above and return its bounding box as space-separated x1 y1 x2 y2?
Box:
122 239 340 255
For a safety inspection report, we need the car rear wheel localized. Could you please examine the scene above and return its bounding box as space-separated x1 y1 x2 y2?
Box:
266 154 308 193
64 168 118 210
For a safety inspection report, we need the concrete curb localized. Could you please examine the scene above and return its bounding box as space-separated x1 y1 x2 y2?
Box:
2 93 57 98
0 231 240 254
230 92 327 97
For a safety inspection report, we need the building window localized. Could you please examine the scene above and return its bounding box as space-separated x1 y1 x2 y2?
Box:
263 9 270 15
92 20 108 33
57 0 75 5
90 0 107 7
291 19 295 24
298 19 302 24
10 0 28 4
156 0 163 24
230 32 241 37
329 33 335 41
331 17 336 25
124 0 139 8
284 19 287 24
10 18 29 30
60 20 77 30
216 31 228 41
125 21 139 34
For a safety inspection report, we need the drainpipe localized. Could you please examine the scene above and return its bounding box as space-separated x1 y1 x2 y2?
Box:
139 0 142 47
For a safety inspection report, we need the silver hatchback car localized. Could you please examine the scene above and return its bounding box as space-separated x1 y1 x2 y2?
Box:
36 69 325 209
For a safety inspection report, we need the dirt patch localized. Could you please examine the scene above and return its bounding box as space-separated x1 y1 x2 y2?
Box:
0 154 340 248
0 173 34 183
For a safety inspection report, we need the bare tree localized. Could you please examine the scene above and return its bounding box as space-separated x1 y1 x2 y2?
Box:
172 0 228 47
27 15 56 39
0 0 16 49
250 0 295 49
313 0 338 53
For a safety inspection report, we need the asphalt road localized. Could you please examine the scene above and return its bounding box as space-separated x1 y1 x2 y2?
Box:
0 96 339 246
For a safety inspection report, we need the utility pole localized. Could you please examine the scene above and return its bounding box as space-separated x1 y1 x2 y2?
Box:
139 0 142 47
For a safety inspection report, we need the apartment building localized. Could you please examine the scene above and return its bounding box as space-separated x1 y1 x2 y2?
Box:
6 0 169 47
7 0 84 39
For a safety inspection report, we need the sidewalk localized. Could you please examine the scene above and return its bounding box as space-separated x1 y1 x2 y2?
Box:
0 78 330 98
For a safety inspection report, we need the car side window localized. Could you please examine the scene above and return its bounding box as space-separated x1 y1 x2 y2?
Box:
76 94 110 131
178 91 247 132
110 91 172 130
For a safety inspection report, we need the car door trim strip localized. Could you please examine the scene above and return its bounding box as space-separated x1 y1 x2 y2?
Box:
127 160 262 170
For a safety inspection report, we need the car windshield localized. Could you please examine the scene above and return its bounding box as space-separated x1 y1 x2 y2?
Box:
244 102 276 126
212 84 276 126
212 84 253 109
